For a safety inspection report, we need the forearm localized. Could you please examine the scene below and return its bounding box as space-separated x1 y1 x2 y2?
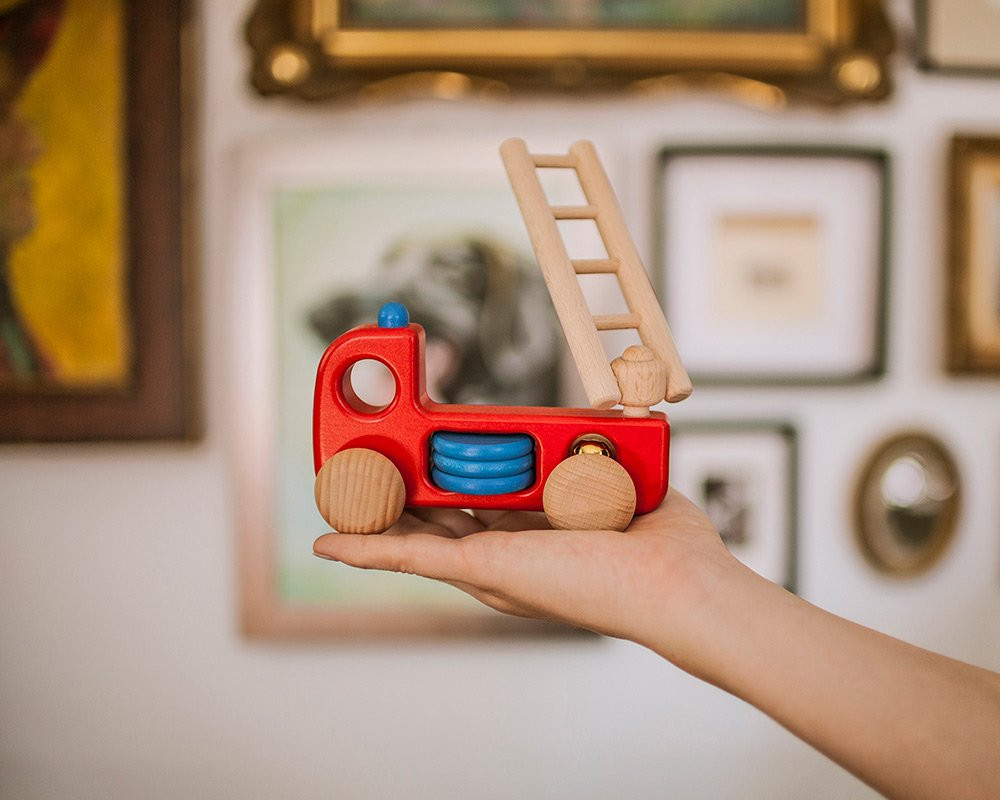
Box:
645 563 1000 800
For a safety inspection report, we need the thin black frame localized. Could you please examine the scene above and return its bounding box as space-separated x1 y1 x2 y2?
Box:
671 420 799 593
654 144 890 387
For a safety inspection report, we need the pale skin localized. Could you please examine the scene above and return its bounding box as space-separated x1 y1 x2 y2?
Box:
314 490 1000 800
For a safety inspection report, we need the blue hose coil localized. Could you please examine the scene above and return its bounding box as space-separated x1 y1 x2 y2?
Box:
431 467 534 496
432 450 534 479
431 432 534 461
429 432 536 495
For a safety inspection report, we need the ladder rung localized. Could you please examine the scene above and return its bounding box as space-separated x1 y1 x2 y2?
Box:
572 258 619 274
594 313 640 331
531 154 577 168
552 204 598 220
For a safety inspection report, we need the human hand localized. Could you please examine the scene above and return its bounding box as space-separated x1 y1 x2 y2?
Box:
313 489 748 661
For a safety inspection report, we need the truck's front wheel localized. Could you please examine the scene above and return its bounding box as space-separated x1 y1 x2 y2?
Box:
315 448 405 534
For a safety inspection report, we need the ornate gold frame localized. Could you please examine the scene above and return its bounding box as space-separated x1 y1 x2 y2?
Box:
853 431 961 577
246 0 894 106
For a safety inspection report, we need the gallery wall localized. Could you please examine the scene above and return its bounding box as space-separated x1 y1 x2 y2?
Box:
1 1 999 798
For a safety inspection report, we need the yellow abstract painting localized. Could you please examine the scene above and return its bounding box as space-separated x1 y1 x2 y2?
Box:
6 0 127 387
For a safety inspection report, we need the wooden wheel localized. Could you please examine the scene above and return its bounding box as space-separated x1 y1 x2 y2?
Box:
542 453 636 531
314 448 405 534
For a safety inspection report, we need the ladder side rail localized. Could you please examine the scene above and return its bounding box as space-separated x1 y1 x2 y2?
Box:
569 140 693 403
499 138 621 410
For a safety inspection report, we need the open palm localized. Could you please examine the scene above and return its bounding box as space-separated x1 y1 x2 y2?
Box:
313 489 738 649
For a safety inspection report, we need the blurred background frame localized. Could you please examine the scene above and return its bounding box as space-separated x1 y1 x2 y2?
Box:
946 135 1000 373
669 421 798 592
917 0 1000 75
231 132 577 638
0 0 195 442
655 145 890 386
245 0 894 106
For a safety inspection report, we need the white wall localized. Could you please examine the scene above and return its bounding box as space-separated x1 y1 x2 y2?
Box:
2 2 999 798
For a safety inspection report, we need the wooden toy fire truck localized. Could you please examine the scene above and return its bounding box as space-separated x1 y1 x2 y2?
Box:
313 138 691 534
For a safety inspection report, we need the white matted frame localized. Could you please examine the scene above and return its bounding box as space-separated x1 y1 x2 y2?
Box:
655 146 889 385
670 422 798 591
230 133 585 638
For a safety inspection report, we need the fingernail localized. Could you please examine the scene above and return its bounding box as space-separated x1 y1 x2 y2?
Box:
313 551 337 561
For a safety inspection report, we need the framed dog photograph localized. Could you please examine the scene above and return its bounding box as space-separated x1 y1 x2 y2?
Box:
947 135 1000 372
231 132 603 637
655 146 888 385
669 422 797 591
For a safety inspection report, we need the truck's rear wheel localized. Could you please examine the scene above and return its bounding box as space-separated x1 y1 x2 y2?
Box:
315 448 405 534
542 453 636 531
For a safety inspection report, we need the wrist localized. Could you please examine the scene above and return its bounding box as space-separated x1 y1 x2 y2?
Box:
636 549 779 685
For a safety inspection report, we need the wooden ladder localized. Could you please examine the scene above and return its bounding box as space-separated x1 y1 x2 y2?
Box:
500 137 692 410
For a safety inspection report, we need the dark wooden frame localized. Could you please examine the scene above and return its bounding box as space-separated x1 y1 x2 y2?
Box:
671 421 798 593
0 0 197 443
946 135 1000 373
654 144 891 386
245 0 895 106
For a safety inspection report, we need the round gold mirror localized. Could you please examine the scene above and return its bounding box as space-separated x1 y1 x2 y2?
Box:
853 432 961 576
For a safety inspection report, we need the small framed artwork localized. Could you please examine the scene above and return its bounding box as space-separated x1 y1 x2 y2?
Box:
947 135 1000 372
669 422 797 591
853 431 960 576
917 0 1000 75
232 133 586 638
656 146 889 384
0 0 195 442
246 0 895 105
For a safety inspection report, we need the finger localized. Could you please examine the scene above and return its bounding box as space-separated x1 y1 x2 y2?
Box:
474 508 550 531
313 530 472 582
381 512 451 537
407 507 486 538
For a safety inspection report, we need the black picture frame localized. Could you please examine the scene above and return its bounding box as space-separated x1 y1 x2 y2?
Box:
654 145 890 386
670 421 799 592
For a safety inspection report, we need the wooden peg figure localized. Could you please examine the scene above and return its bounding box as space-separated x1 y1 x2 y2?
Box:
611 345 668 417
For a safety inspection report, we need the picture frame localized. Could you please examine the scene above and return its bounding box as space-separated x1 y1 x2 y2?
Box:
245 0 894 106
852 431 961 577
655 146 889 385
917 0 1000 75
232 133 584 638
0 0 195 443
669 422 798 591
947 135 1000 373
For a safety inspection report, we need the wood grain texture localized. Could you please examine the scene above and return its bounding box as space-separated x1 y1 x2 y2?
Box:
542 453 636 531
500 137 621 410
569 139 692 403
314 448 405 534
611 344 667 417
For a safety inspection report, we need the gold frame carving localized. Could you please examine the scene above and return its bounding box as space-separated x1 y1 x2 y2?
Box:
246 0 894 106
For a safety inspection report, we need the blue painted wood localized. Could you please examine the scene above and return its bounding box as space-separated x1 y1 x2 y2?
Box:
430 467 535 495
432 450 535 478
430 431 534 461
